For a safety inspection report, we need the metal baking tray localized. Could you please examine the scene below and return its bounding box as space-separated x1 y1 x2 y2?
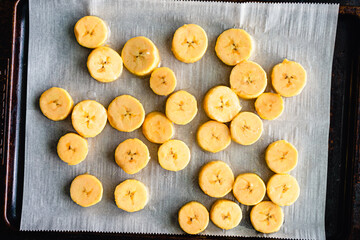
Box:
1 0 359 239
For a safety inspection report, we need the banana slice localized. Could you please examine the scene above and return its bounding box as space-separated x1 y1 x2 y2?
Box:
158 139 190 171
215 29 252 66
57 133 88 165
255 93 284 120
230 60 267 99
71 100 107 138
39 87 73 121
172 24 208 63
233 173 266 206
203 86 241 123
107 95 145 132
114 179 148 212
178 201 209 234
265 140 298 173
70 174 103 207
74 16 108 49
199 161 234 198
197 121 231 153
115 138 150 174
165 90 198 125
250 201 284 234
230 112 263 145
271 59 306 97
150 67 177 96
121 36 160 76
142 112 174 144
267 173 300 206
87 46 123 83
210 199 242 230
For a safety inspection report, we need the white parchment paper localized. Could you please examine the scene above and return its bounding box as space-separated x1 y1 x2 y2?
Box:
21 0 339 239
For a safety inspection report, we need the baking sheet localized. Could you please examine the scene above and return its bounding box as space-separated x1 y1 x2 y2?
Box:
21 0 339 239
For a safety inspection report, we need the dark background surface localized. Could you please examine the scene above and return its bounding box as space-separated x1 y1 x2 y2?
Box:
0 0 359 239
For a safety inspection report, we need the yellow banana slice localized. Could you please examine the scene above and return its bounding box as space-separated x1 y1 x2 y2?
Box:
114 179 148 212
165 90 198 125
158 139 190 171
121 36 160 76
255 92 284 120
39 87 73 121
150 67 177 96
210 199 242 230
250 201 284 234
203 85 241 123
107 95 145 132
70 174 103 207
230 112 263 145
233 173 266 206
215 29 252 66
115 138 150 174
197 121 231 153
142 112 174 144
57 133 88 165
172 24 208 63
230 60 267 99
199 161 234 198
87 46 123 83
178 201 209 234
74 16 108 49
271 59 307 97
265 140 298 173
71 100 107 138
267 173 300 206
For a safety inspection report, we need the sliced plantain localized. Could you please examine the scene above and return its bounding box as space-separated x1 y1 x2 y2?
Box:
107 95 145 132
230 112 263 145
115 138 150 174
87 46 123 83
57 133 88 165
39 87 73 121
197 120 231 153
267 173 300 206
150 67 177 96
165 90 198 125
142 112 174 144
233 173 266 206
74 16 108 49
178 201 209 234
255 92 284 120
158 139 191 171
114 179 148 212
230 60 267 99
70 174 103 207
210 199 242 230
203 85 241 123
265 140 298 173
250 201 284 234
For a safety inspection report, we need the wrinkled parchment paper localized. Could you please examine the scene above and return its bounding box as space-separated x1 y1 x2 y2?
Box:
22 0 339 239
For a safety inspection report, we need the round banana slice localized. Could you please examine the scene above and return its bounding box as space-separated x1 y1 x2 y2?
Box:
250 201 284 234
70 174 103 207
115 138 150 174
142 112 174 144
87 46 123 83
265 140 298 173
199 161 234 198
39 87 73 121
57 133 88 165
271 59 306 97
178 201 209 234
172 24 208 63
210 199 242 230
74 16 108 49
215 29 252 66
255 92 284 120
107 95 145 132
114 179 148 212
197 121 231 153
230 60 267 99
121 36 160 76
165 90 198 125
203 86 241 123
230 112 263 145
71 100 107 138
267 173 300 206
233 173 266 206
158 139 190 171
150 67 177 96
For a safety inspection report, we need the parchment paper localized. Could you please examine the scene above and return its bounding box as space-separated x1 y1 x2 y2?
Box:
21 0 339 239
